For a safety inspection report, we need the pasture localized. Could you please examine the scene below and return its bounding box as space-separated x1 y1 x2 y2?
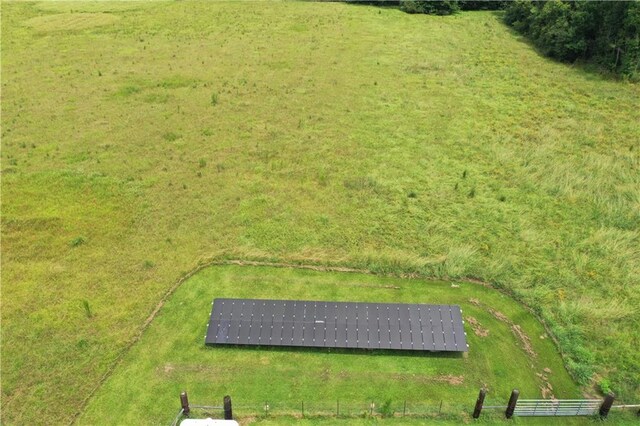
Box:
1 1 639 424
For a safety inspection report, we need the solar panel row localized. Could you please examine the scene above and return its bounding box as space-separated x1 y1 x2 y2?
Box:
205 298 468 352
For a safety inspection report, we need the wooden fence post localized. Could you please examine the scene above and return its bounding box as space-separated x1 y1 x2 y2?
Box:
224 395 233 420
505 389 519 419
473 388 487 419
180 391 190 416
599 393 614 418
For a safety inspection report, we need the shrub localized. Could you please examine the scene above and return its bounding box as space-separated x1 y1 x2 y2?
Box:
504 0 535 33
400 0 460 15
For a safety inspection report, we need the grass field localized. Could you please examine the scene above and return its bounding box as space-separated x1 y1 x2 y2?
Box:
80 265 582 424
1 1 639 424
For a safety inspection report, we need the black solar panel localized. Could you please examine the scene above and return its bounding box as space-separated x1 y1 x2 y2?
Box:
205 298 468 352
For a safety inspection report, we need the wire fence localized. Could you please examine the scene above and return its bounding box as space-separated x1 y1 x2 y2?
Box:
174 399 497 421
172 397 640 424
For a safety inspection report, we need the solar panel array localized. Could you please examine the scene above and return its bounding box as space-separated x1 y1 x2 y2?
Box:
205 298 468 352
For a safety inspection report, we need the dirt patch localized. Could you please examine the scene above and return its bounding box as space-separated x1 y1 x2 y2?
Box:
438 374 465 385
540 382 555 399
465 316 489 337
537 369 555 399
488 308 509 323
512 324 537 358
388 373 465 385
472 303 537 359
238 416 258 425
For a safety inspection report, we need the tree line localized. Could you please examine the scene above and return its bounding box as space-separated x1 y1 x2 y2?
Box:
343 1 640 79
503 0 639 78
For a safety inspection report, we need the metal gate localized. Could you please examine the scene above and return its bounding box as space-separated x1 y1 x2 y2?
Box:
514 399 601 416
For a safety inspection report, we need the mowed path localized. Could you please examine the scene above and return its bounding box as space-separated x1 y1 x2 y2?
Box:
1 1 639 424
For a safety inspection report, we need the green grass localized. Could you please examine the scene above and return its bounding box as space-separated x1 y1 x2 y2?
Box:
80 265 582 424
1 1 639 424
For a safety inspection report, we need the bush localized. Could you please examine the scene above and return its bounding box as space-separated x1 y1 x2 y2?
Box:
504 0 535 33
460 1 505 11
400 0 460 15
533 0 586 61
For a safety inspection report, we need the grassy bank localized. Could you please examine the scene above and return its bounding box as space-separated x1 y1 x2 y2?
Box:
1 1 639 423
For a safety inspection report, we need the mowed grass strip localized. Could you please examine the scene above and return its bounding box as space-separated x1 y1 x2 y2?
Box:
79 265 579 424
1 1 639 423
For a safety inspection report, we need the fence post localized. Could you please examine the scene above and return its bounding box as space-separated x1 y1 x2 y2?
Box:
473 388 487 419
336 399 339 416
180 391 190 417
223 395 233 420
301 400 304 417
599 393 615 418
505 389 519 419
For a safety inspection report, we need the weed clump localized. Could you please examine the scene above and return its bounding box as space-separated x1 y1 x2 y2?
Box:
378 400 394 417
117 85 141 97
162 132 180 142
599 378 612 395
344 176 378 191
82 300 93 318
70 236 86 247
